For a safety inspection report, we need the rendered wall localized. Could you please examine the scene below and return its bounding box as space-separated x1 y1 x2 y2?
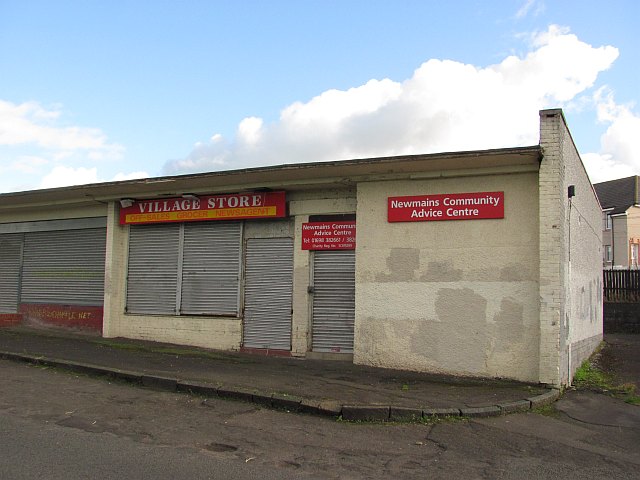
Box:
354 171 540 382
625 206 640 267
612 214 628 267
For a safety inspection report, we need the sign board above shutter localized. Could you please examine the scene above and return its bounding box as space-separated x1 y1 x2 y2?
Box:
120 191 286 225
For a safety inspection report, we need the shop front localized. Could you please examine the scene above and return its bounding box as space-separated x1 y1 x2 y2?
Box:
0 110 605 386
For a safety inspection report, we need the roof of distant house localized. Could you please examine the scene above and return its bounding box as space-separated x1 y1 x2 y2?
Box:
594 175 640 214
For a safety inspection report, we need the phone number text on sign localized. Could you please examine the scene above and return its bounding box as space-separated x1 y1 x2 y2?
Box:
301 221 356 250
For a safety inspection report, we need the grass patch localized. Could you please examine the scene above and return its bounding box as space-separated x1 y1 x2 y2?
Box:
573 361 613 390
573 347 640 406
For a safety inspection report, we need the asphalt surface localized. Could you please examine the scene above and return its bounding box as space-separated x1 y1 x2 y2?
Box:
0 326 561 420
1 328 638 479
1 356 638 479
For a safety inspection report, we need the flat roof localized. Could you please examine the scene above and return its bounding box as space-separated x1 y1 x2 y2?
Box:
0 145 541 209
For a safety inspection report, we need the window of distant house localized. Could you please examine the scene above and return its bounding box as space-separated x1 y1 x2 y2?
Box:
604 213 612 230
604 245 612 262
632 244 639 267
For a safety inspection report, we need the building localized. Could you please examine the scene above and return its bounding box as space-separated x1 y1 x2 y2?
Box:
593 176 640 268
0 109 602 386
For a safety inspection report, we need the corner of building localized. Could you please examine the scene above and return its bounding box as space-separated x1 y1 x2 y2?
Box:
538 108 603 386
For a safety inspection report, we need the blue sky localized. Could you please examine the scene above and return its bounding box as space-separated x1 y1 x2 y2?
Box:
1 0 639 193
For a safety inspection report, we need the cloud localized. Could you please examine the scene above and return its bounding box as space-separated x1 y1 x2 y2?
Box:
112 171 149 182
164 25 619 177
0 99 131 192
38 166 150 189
515 0 545 19
0 100 123 158
581 88 640 183
40 166 99 189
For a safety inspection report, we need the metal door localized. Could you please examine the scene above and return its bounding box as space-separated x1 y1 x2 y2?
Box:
0 234 23 313
243 238 293 350
311 250 355 353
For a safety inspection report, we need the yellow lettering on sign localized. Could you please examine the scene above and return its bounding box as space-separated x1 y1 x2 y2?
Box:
125 206 277 223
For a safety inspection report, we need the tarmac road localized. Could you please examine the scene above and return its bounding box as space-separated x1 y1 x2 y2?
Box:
1 358 638 480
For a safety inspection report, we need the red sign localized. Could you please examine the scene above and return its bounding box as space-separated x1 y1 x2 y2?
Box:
120 191 286 225
302 221 356 250
388 191 504 222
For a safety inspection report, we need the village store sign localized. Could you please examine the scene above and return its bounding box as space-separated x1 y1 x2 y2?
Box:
302 221 356 250
388 191 504 222
120 191 287 225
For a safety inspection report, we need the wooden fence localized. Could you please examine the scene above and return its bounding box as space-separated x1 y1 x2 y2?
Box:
603 269 640 302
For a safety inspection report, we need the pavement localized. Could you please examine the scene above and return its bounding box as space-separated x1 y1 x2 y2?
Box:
0 326 575 421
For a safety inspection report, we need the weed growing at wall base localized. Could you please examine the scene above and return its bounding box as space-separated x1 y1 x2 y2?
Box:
573 345 640 406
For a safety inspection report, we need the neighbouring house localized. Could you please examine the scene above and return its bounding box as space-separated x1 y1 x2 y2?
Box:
594 176 640 268
0 109 603 386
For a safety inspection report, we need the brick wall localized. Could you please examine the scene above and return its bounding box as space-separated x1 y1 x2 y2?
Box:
538 109 603 386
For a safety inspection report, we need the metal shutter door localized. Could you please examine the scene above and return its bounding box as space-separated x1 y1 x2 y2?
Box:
0 234 23 313
127 224 180 314
311 250 356 353
243 238 293 350
181 222 241 315
21 228 106 306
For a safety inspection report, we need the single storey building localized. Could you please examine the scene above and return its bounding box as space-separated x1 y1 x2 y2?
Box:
0 109 603 386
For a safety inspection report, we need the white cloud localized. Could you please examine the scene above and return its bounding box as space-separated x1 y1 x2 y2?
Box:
38 166 150 189
40 166 99 189
515 0 545 19
237 117 264 147
0 100 123 158
164 25 619 176
0 156 49 175
0 99 130 192
111 171 149 182
581 88 640 183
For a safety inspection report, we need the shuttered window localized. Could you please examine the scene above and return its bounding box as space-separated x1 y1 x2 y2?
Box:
126 222 242 316
126 223 180 314
181 222 241 315
0 234 23 314
21 228 106 306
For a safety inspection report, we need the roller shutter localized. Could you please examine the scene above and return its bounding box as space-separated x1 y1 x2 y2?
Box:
126 223 180 314
21 228 106 306
311 250 356 353
0 234 23 313
181 222 242 315
126 222 242 316
243 238 293 350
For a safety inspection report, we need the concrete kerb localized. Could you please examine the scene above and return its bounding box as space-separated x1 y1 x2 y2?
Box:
341 405 391 422
0 351 144 384
0 350 562 421
527 388 561 408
